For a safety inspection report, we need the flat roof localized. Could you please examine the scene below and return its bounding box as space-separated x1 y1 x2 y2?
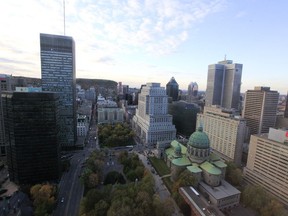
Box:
199 180 241 200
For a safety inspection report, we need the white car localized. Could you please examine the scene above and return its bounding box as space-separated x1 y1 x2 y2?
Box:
61 197 64 203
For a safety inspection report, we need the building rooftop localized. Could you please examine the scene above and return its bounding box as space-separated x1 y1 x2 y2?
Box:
213 160 227 168
187 165 202 173
188 126 210 149
199 180 241 200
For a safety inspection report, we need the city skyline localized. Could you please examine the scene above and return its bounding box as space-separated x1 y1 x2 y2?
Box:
0 0 288 94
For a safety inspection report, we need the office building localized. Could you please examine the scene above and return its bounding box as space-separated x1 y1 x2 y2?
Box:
197 106 247 165
40 33 77 149
0 74 12 156
285 92 288 118
242 87 279 135
188 82 198 97
2 91 60 184
132 83 176 146
166 77 179 101
205 60 242 110
243 128 288 206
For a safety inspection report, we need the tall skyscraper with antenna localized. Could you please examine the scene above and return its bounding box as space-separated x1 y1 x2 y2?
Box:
40 33 77 149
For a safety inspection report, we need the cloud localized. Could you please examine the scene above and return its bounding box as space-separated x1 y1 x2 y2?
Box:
0 0 227 81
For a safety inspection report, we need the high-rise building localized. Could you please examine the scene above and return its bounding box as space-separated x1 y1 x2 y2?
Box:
0 74 12 156
197 106 247 165
166 77 179 101
132 83 176 146
243 128 288 206
2 91 60 184
285 92 288 118
242 87 279 135
205 60 242 110
40 33 76 149
188 82 198 97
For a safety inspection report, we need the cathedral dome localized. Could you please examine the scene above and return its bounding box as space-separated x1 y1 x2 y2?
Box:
188 126 210 149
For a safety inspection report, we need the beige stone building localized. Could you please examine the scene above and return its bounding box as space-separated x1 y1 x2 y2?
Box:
132 83 176 146
197 106 247 166
98 108 124 124
243 128 288 206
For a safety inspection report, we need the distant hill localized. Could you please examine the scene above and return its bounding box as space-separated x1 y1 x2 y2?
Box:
12 76 117 90
76 78 117 90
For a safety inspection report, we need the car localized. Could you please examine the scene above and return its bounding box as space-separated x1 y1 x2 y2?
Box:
61 197 64 203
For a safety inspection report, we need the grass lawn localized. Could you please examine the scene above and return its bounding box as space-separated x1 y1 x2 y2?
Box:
162 177 173 193
148 157 170 177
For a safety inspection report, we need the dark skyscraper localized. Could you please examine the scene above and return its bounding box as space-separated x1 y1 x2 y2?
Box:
166 77 179 101
2 91 60 184
285 92 288 118
206 60 242 110
0 74 12 156
40 33 76 149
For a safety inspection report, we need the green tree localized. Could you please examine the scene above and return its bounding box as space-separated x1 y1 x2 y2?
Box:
94 200 110 216
173 170 197 193
225 161 242 186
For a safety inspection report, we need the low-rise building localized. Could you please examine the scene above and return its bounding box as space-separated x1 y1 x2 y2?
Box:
98 108 124 124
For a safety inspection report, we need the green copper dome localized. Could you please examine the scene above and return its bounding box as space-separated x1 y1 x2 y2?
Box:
188 126 210 149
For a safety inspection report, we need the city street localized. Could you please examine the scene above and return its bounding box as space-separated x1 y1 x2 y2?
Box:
53 108 98 216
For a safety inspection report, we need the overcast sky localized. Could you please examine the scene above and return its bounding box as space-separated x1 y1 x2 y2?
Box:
0 0 287 94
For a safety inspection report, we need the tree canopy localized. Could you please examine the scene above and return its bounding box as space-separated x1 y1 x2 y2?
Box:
98 123 135 147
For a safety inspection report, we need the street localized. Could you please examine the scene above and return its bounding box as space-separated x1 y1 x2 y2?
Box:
53 108 98 216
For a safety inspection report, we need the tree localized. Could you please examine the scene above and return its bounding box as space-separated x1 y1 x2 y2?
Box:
94 200 110 216
104 171 126 185
260 199 286 216
225 161 242 186
30 183 56 215
88 173 99 187
173 170 197 193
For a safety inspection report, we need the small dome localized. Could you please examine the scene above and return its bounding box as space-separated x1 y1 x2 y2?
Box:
188 126 210 149
175 144 181 152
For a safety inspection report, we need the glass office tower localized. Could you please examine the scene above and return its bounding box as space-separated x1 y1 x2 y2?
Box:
40 33 77 149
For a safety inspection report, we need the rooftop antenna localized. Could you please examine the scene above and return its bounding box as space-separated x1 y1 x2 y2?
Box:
63 0 66 35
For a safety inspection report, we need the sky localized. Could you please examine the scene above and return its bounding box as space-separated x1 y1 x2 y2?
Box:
0 0 287 94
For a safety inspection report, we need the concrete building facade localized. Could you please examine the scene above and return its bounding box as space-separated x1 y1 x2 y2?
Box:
98 108 124 124
205 60 242 110
132 83 176 146
243 128 288 206
285 92 288 118
197 106 247 166
242 87 279 135
40 33 77 149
